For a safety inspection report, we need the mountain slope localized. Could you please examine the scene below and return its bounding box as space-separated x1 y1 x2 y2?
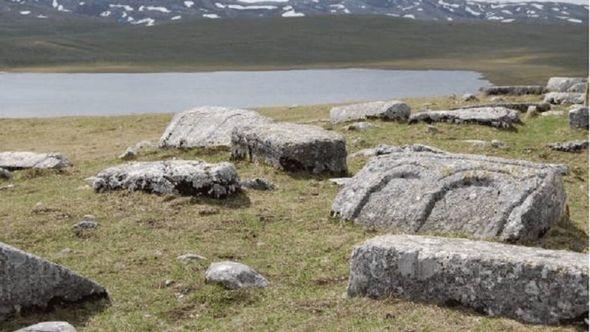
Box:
2 0 588 26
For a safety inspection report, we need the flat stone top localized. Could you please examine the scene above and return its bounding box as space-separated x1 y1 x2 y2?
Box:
159 106 272 148
235 122 345 144
360 234 588 269
367 151 566 175
415 107 517 118
0 152 71 170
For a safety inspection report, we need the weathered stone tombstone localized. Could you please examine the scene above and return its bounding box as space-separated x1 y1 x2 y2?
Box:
347 234 588 325
231 122 347 174
331 151 567 242
330 100 411 123
159 106 273 149
409 107 520 129
0 152 71 170
89 160 240 198
0 242 108 320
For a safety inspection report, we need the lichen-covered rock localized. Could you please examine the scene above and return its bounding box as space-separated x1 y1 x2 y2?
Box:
0 168 11 180
350 144 446 158
546 77 587 93
344 122 376 131
543 92 585 105
409 107 520 129
90 160 240 198
231 123 347 174
330 101 411 123
205 261 269 289
119 140 158 160
347 234 588 325
480 85 545 95
14 321 77 332
569 105 589 129
548 140 589 153
0 242 108 320
159 107 272 148
239 178 276 191
0 152 71 171
452 102 551 113
331 152 566 241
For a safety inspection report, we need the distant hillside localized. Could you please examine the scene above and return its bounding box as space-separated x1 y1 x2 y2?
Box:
1 0 588 26
0 15 587 84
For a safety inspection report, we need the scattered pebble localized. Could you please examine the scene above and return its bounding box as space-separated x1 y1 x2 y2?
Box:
0 168 11 180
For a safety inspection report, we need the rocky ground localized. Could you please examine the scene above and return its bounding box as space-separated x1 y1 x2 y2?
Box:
0 94 587 331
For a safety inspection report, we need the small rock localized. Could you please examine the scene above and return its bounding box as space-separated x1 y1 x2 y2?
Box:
32 202 52 213
118 147 137 161
14 321 76 332
0 184 15 191
544 92 585 105
0 168 11 180
541 110 564 117
491 140 507 149
177 253 207 264
164 279 175 287
329 178 351 186
205 261 269 289
525 106 539 119
548 140 589 153
462 93 478 102
239 178 276 191
344 122 377 131
119 140 158 160
490 97 504 102
198 207 219 216
73 220 98 231
330 100 411 123
0 152 71 171
56 248 72 258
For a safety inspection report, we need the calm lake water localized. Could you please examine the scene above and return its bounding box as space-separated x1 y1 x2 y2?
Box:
0 69 491 118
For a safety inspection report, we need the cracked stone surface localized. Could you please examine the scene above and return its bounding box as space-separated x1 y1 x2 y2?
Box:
0 152 71 171
409 107 520 129
330 100 411 123
90 160 240 198
546 77 587 93
548 140 589 153
451 102 550 113
569 105 589 129
480 85 545 96
0 242 108 320
205 261 269 289
543 92 585 105
347 234 588 325
350 144 446 158
159 107 272 148
331 152 566 241
231 122 347 174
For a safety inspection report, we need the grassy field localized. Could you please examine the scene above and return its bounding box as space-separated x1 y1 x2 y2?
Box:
0 94 587 331
0 15 588 84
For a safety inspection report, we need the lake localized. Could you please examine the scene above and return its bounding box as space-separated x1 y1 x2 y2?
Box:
0 69 491 118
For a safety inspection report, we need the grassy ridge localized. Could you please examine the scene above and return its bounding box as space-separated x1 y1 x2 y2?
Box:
0 95 587 331
0 15 588 84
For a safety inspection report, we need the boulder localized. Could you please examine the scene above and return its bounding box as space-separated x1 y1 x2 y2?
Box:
330 101 411 124
331 152 566 242
452 102 551 113
347 234 588 325
231 123 347 174
205 261 269 289
0 152 71 171
90 160 240 198
548 140 589 153
480 85 545 96
239 178 276 191
350 144 446 158
546 77 587 93
14 321 76 332
0 168 11 180
569 105 589 129
159 107 272 149
0 242 108 320
409 107 520 129
543 92 585 105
